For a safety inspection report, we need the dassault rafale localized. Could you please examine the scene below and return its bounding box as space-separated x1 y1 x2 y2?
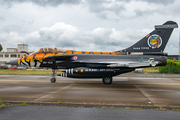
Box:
6 21 178 85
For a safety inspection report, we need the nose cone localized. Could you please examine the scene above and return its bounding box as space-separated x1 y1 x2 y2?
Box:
6 59 19 65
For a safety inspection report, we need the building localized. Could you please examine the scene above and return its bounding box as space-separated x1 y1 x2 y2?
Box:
7 48 18 52
167 55 180 62
6 44 28 52
17 44 28 52
0 44 31 65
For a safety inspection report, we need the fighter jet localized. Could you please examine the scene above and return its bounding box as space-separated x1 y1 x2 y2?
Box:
6 21 178 85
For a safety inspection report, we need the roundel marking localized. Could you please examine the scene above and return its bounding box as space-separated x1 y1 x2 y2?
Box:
147 34 162 49
72 56 78 61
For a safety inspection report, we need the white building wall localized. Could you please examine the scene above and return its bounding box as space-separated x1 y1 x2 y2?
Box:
18 44 28 52
7 48 18 52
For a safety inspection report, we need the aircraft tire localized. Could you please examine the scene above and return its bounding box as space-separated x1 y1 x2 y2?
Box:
102 76 112 85
51 78 56 83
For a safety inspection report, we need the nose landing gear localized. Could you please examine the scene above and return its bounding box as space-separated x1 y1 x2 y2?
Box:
51 78 56 83
51 69 56 83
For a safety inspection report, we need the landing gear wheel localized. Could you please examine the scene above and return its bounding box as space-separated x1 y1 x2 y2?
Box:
102 76 112 85
51 78 56 83
51 69 56 83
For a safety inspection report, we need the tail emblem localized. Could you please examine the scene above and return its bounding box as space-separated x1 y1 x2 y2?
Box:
147 34 162 49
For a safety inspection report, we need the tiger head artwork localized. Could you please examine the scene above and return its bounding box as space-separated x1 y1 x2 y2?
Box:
148 34 162 49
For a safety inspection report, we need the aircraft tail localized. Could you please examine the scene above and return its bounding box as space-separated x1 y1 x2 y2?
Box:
118 21 178 54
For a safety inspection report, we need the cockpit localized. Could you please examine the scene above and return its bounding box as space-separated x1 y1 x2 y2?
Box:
29 47 66 55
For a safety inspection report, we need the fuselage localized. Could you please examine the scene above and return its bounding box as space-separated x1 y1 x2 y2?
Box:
14 47 167 78
18 48 126 67
17 48 166 69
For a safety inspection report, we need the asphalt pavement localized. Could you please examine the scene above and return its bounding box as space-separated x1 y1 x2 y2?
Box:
0 106 180 120
0 75 180 120
0 75 180 107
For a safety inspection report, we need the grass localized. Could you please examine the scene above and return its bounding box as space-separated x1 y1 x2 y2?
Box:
133 104 139 107
153 108 168 111
58 101 72 104
58 101 66 104
172 109 180 111
20 103 28 106
0 105 5 108
1 67 180 76
1 100 180 111
0 98 5 108
0 67 159 75
140 105 145 107
5 103 9 106
144 67 159 73
0 69 53 75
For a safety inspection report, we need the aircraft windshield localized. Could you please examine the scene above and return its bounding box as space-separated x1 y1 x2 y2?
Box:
29 47 66 55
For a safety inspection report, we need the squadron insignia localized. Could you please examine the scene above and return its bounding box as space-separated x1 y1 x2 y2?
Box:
147 34 162 49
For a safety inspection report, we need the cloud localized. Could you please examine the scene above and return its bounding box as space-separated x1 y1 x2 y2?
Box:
0 0 174 8
38 22 80 47
84 0 177 20
35 23 153 52
0 0 81 7
2 24 23 33
0 0 179 21
0 17 5 21
0 22 153 53
137 0 175 4
84 0 125 20
0 21 178 55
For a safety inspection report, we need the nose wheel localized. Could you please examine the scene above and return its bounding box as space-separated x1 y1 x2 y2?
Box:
51 69 56 83
51 78 56 83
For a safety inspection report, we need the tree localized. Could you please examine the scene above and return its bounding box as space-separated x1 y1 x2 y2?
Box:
0 44 2 52
158 59 180 74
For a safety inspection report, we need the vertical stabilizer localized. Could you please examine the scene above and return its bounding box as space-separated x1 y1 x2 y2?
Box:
118 21 178 53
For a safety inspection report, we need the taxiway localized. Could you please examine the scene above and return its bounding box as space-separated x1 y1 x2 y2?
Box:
0 75 180 107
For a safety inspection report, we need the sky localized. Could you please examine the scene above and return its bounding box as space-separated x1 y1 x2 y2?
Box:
0 0 179 55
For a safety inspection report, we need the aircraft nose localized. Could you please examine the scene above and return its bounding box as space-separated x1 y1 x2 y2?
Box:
6 59 19 65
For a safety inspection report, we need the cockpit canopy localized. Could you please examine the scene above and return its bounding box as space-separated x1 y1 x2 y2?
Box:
30 47 66 55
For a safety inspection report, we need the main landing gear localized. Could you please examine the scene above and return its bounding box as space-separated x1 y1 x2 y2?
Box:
51 69 56 83
102 76 112 85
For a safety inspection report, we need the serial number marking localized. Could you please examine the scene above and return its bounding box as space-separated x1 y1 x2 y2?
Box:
42 61 53 64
